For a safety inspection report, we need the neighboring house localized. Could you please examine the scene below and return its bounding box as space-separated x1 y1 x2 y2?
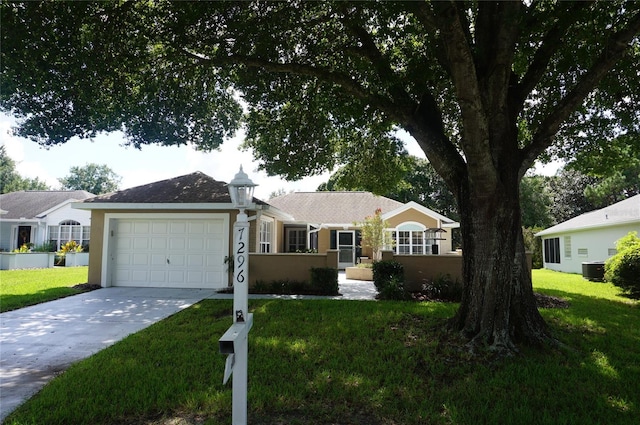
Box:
74 171 459 289
268 191 459 268
536 194 640 274
0 190 94 253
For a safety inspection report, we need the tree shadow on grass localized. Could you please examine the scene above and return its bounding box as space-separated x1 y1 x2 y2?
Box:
247 298 640 425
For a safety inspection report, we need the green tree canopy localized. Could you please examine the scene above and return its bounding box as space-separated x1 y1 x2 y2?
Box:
547 167 601 223
2 1 639 352
0 145 49 193
58 163 121 195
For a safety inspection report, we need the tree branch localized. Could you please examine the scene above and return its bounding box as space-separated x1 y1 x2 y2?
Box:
408 92 468 195
182 49 408 120
340 10 416 111
520 11 640 174
410 1 451 75
513 2 591 109
430 1 490 163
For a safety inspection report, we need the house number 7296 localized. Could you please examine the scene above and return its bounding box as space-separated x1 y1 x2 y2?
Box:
235 227 246 283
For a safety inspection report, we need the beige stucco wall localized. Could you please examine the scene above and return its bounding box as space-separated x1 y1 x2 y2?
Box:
248 250 338 286
317 227 332 253
87 210 105 285
275 220 285 252
387 209 439 228
380 250 533 292
392 254 464 291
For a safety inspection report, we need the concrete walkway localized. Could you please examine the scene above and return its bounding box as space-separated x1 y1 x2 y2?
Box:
0 274 375 421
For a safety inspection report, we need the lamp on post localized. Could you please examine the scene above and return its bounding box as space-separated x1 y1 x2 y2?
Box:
227 165 257 215
219 165 257 425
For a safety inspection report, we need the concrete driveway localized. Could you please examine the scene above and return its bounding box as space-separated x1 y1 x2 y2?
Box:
0 287 216 422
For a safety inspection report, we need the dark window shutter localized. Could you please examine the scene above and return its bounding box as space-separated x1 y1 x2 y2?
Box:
330 230 337 250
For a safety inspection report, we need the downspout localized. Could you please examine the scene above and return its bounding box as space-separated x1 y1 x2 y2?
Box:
308 223 323 251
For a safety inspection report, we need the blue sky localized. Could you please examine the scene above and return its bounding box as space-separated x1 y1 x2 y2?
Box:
1 112 559 200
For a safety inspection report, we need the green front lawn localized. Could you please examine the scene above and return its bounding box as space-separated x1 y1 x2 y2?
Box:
0 267 89 312
5 270 640 425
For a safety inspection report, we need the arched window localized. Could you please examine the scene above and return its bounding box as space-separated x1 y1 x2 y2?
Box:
48 220 90 251
392 222 426 255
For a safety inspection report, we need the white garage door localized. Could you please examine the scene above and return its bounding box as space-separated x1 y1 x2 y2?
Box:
112 218 227 289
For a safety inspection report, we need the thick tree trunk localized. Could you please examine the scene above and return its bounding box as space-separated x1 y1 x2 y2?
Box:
451 170 550 352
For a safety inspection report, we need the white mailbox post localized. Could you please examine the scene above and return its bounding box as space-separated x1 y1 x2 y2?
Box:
220 166 257 425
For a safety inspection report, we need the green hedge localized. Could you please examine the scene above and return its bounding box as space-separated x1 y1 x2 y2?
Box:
372 261 409 300
605 236 640 299
310 267 339 295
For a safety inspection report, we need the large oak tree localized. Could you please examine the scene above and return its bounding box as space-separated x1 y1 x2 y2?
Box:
2 1 639 352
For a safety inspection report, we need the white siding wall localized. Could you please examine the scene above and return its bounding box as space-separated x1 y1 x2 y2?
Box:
46 203 92 226
542 223 640 274
0 223 12 251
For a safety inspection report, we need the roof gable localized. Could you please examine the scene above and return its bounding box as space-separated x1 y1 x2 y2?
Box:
82 171 266 205
383 201 457 225
537 194 640 236
0 190 94 220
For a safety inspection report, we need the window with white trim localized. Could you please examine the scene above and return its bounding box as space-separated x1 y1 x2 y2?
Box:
392 223 426 255
48 220 90 251
259 219 272 253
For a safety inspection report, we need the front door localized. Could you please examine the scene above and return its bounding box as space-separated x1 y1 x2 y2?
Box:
337 230 355 269
16 226 32 249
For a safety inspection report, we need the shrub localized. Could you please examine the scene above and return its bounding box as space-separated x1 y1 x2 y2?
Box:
378 275 410 300
372 261 408 300
372 261 404 290
310 267 339 295
605 232 640 299
33 242 55 252
14 243 32 253
422 274 463 302
251 279 307 295
250 268 338 296
60 240 83 253
522 227 544 269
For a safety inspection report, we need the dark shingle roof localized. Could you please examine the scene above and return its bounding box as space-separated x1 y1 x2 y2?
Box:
83 171 266 205
0 190 94 219
268 191 404 223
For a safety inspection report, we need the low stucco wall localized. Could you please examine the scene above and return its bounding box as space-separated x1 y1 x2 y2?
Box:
248 250 338 286
0 252 55 270
345 266 373 281
380 251 533 292
391 253 464 291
